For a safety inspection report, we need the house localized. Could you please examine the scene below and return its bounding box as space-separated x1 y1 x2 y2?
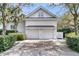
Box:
0 6 63 39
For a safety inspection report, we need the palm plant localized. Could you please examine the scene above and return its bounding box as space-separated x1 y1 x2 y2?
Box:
0 3 11 35
10 5 25 32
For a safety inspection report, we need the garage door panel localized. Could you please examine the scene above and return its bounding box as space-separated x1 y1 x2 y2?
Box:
26 27 54 39
26 29 38 38
39 29 54 39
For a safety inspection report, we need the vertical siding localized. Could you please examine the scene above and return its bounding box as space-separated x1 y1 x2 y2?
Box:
17 21 25 32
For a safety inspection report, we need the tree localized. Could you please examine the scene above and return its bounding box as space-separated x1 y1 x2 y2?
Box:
58 12 74 30
50 3 79 35
10 5 25 32
9 3 33 32
0 3 33 34
0 3 11 35
64 3 79 35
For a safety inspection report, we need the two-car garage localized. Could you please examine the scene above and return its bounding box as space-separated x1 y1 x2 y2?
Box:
26 26 55 39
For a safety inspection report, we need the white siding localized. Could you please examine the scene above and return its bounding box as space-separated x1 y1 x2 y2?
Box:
6 23 14 30
57 32 63 39
0 22 25 33
25 20 57 27
17 21 25 32
0 23 15 30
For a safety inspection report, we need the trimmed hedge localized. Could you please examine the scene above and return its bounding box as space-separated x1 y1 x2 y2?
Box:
0 35 16 52
6 30 16 35
66 32 79 52
0 29 16 35
9 33 26 41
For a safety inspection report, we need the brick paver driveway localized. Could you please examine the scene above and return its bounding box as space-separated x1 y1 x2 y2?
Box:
0 39 79 56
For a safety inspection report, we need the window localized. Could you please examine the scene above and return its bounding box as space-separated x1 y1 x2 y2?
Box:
10 25 15 29
38 12 44 17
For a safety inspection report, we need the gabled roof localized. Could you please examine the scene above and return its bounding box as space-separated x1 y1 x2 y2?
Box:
26 6 57 18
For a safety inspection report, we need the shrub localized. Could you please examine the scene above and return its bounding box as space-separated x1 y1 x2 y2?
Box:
66 32 79 52
9 33 26 41
6 30 16 35
0 29 2 35
0 29 16 35
0 35 16 52
57 27 74 38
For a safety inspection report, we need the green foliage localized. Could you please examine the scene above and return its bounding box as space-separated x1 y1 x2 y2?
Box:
6 30 17 35
66 32 75 37
66 33 79 52
10 5 26 32
0 29 16 35
57 12 73 30
9 33 26 41
0 35 16 52
0 29 2 35
57 27 74 37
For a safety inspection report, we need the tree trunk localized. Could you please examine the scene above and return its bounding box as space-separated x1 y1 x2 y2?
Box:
2 19 6 35
2 3 7 35
73 16 78 35
2 11 6 35
14 20 17 32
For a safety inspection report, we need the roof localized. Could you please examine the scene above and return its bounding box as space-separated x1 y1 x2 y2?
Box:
26 6 57 18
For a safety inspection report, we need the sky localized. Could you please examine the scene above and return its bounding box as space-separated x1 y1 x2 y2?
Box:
22 3 67 17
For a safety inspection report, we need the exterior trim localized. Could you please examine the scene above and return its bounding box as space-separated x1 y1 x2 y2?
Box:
26 25 54 27
26 20 56 21
26 17 57 21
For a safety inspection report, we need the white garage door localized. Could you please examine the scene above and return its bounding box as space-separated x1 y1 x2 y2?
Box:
26 29 39 38
38 29 54 39
26 27 54 39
